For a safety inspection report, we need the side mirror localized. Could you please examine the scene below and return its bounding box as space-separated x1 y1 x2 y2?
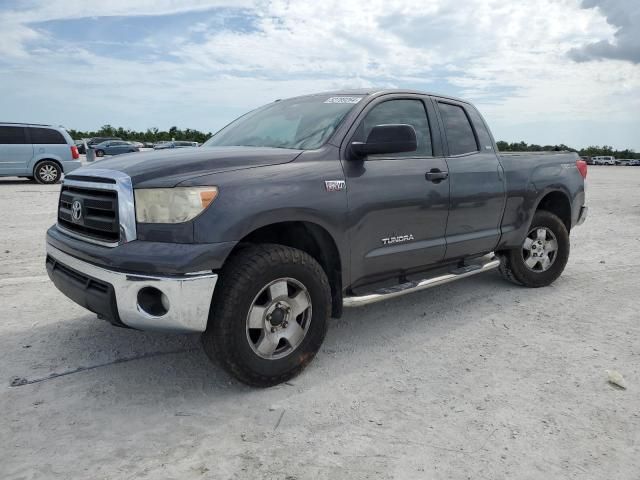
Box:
350 124 417 158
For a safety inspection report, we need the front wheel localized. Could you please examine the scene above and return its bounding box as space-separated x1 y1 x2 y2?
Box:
201 244 331 387
95 149 105 157
498 210 570 287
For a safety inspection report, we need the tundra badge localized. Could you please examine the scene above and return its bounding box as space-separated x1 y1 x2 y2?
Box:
381 234 415 245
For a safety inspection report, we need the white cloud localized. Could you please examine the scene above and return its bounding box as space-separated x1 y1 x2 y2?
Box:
0 0 638 149
569 0 640 63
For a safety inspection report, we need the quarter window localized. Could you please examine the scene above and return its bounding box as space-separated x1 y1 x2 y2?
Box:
28 127 66 144
0 126 27 144
354 99 433 156
437 103 478 156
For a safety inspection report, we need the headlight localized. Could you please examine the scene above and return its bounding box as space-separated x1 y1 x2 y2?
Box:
135 187 218 223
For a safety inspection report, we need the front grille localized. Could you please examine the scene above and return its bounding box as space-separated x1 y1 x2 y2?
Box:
58 185 120 243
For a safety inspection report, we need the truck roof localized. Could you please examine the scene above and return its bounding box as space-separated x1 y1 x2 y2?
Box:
284 88 471 105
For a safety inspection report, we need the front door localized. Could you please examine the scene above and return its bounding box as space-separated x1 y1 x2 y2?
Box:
342 96 450 287
0 126 33 176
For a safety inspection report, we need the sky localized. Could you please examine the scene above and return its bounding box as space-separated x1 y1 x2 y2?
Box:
0 0 638 149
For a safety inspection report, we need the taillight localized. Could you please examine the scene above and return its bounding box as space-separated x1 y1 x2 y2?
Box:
70 145 79 159
576 159 587 179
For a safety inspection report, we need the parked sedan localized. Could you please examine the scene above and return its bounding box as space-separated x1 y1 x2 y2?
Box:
93 140 139 157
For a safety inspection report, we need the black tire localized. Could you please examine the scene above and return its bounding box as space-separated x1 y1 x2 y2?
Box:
95 149 105 157
498 210 569 287
201 244 331 387
34 160 62 184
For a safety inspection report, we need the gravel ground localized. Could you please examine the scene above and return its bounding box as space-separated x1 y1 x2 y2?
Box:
0 167 638 479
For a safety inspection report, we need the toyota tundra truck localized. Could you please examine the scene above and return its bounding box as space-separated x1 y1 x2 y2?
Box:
45 89 588 386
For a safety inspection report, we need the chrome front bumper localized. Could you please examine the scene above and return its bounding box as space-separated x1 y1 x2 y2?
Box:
46 243 218 333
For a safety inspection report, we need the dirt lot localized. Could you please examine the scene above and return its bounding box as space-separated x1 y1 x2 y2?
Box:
0 167 638 479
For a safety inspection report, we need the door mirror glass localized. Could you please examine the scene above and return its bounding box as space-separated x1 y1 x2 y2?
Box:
351 124 417 157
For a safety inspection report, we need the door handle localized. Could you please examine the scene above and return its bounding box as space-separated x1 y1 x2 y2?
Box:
425 169 449 183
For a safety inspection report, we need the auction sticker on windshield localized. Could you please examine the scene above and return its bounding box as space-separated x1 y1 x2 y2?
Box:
324 96 362 104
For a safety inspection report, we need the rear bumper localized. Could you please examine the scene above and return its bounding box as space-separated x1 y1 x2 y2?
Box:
577 205 588 226
46 243 217 333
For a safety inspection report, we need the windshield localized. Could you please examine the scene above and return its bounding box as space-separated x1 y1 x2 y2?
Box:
203 95 364 150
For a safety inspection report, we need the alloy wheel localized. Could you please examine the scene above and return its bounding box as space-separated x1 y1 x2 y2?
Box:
245 277 312 360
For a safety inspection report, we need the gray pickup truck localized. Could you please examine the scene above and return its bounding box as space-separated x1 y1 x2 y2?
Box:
45 89 588 386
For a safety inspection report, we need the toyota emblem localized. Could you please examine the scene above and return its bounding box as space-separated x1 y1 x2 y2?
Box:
71 200 82 223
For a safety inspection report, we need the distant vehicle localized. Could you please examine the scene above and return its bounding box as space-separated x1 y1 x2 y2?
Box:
128 141 145 149
76 137 122 154
592 156 615 165
174 141 199 148
74 139 85 152
153 141 173 150
93 140 139 157
580 156 593 165
617 159 631 166
0 122 81 184
628 159 640 166
153 141 199 150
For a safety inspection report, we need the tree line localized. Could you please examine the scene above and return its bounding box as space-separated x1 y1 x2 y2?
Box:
67 125 213 144
67 125 639 159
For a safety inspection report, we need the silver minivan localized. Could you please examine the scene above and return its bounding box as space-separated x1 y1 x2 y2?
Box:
0 123 82 184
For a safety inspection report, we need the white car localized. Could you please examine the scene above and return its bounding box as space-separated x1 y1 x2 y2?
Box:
153 141 198 150
592 156 615 165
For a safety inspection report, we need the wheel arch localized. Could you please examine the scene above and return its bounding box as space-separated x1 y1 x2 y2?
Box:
534 189 572 232
32 158 63 176
230 221 344 318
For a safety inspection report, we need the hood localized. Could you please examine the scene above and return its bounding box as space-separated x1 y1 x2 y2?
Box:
81 146 302 187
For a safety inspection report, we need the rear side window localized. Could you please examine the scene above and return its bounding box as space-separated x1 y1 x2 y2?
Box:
29 127 66 144
437 103 478 156
354 99 433 156
0 126 27 144
466 106 494 152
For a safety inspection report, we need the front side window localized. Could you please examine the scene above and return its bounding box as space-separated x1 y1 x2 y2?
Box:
204 95 364 150
353 99 433 157
0 126 27 144
437 103 478 156
29 127 66 144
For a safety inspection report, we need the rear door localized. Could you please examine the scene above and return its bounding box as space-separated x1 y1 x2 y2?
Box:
432 98 506 259
341 95 450 287
28 127 70 162
0 126 33 175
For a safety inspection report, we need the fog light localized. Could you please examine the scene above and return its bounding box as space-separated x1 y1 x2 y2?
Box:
137 287 169 317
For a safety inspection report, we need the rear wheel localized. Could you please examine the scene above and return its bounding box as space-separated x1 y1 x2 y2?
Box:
34 161 61 184
498 210 569 287
201 244 331 387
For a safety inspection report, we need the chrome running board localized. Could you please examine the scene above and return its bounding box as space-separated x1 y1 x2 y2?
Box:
343 254 500 307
